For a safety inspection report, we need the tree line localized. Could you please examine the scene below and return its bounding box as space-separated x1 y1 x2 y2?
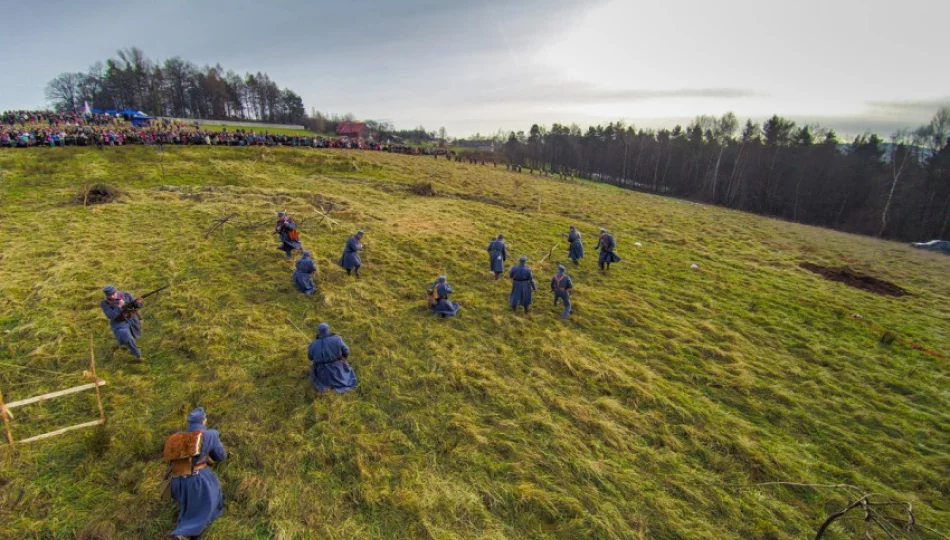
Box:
43 48 446 141
45 48 306 124
494 110 950 242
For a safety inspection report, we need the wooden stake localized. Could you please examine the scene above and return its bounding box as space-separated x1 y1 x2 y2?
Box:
537 244 558 268
89 338 105 423
0 389 13 445
286 317 309 339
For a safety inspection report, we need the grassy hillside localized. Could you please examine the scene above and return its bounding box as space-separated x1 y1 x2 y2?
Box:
0 146 948 539
196 123 322 136
162 119 319 136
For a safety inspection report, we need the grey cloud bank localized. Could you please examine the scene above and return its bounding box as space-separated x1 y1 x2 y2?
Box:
1 0 947 137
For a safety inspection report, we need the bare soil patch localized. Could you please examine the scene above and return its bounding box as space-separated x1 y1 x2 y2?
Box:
76 183 120 205
800 263 908 297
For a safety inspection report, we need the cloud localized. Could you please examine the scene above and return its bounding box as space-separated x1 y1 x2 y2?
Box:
866 97 950 118
461 82 761 107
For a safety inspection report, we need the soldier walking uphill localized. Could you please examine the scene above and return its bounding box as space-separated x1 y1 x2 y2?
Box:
275 211 302 259
509 255 537 313
551 264 574 319
293 250 317 295
308 323 358 393
164 407 227 540
595 228 621 272
100 285 144 361
567 225 584 265
487 233 508 280
338 230 365 278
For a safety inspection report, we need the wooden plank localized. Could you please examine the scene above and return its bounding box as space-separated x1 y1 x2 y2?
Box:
0 389 13 444
18 419 104 443
89 338 105 422
5 381 107 409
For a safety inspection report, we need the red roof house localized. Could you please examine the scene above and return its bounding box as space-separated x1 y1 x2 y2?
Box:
336 122 369 139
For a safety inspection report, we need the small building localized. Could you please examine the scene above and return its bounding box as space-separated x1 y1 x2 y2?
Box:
336 122 370 140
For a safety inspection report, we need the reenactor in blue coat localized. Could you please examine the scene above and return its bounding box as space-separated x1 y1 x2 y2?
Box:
100 285 143 361
275 211 302 258
551 264 574 319
509 256 537 313
487 234 508 280
595 228 621 271
166 407 227 539
308 323 358 393
293 250 317 295
430 276 460 317
339 231 365 278
567 225 584 265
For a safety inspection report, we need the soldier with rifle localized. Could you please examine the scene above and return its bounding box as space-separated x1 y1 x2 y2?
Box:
99 284 168 361
595 228 621 272
274 210 302 259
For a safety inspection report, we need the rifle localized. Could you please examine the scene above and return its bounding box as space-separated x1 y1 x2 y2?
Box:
120 284 170 317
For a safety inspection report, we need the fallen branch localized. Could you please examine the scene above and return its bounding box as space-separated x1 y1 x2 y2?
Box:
712 481 931 540
314 204 339 229
204 213 238 238
535 244 558 271
815 497 869 539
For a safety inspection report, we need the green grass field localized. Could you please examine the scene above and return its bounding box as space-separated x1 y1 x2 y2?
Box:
0 146 948 539
156 118 320 136
195 123 322 136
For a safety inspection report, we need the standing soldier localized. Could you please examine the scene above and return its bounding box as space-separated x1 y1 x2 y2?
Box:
338 230 365 278
100 285 144 361
275 211 302 259
165 407 227 540
567 225 584 265
509 255 537 313
487 234 508 280
551 264 574 320
308 323 358 393
595 228 621 272
293 250 317 295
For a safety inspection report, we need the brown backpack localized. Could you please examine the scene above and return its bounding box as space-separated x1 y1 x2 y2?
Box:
163 431 203 477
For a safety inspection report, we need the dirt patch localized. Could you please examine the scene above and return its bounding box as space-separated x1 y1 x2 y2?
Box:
799 263 908 297
76 183 120 205
409 182 437 197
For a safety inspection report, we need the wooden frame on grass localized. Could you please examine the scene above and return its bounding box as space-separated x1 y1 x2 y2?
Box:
0 339 108 444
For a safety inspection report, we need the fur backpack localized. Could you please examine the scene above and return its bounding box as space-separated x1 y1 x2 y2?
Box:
160 431 203 499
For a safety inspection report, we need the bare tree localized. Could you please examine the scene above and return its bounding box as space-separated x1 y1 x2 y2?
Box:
45 72 83 111
879 130 915 236
711 112 739 201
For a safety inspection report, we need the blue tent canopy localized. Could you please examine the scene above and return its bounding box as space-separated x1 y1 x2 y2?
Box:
130 113 152 127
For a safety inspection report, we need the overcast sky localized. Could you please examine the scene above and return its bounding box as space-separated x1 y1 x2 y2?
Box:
2 0 948 137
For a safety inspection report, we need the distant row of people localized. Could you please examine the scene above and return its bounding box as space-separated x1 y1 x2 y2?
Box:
1 109 120 127
0 125 373 149
0 124 436 153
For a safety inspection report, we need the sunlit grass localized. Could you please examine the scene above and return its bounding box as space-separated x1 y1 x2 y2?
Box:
0 146 948 539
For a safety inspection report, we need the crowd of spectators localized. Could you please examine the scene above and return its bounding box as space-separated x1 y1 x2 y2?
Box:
0 110 437 154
